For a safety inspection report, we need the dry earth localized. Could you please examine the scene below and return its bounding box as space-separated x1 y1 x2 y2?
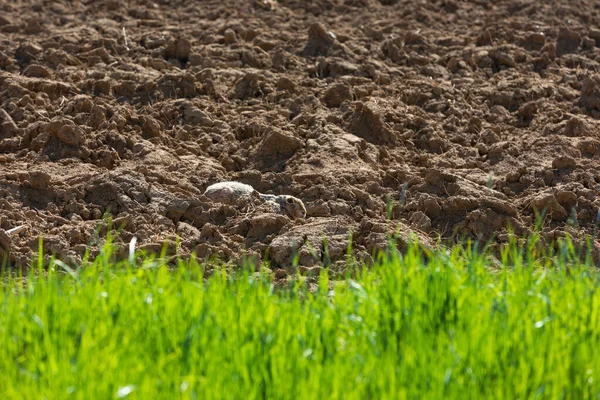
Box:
1 0 600 273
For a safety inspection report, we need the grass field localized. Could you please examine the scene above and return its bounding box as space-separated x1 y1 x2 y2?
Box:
2 236 600 399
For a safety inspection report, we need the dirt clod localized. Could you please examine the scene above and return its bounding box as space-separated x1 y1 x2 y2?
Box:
303 23 336 57
322 83 352 108
552 156 577 170
556 27 581 56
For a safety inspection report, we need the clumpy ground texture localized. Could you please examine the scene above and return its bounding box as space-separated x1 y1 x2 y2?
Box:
2 0 600 272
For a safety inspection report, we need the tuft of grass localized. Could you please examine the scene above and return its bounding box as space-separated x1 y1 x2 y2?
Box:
1 238 600 399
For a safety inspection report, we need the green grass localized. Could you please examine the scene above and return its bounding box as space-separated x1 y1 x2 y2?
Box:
1 236 600 399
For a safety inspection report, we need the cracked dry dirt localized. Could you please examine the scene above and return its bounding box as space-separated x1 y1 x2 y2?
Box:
2 0 600 274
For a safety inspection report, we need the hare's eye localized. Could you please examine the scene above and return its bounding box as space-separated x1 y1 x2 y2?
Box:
286 197 293 204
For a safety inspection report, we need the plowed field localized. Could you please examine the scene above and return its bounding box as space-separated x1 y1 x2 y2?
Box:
1 0 600 271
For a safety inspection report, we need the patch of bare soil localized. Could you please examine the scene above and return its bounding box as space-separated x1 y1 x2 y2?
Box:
1 0 600 272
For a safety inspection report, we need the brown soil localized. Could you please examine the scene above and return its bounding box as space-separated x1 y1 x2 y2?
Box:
1 0 600 271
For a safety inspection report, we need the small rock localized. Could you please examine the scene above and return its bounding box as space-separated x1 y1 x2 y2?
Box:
422 63 448 78
276 77 296 92
0 15 11 26
447 57 459 73
30 131 49 151
489 49 516 68
521 32 545 50
552 156 577 170
142 116 162 138
183 104 214 126
0 138 21 152
1 24 20 34
272 48 289 70
165 38 191 62
166 198 191 222
176 222 201 237
404 31 427 45
89 105 106 128
223 29 237 44
200 223 223 243
257 130 304 157
22 64 51 78
408 211 432 231
556 191 577 210
476 28 495 46
15 42 43 63
316 58 358 78
303 23 336 57
25 18 42 34
254 0 276 10
306 200 331 217
93 79 111 96
274 268 287 279
322 83 352 107
578 139 600 156
582 36 596 50
505 170 521 183
418 194 442 217
28 171 51 189
113 214 133 229
346 101 395 145
480 130 500 145
563 116 587 137
516 101 537 126
56 124 84 145
230 72 269 100
557 27 581 56
246 213 289 240
45 120 83 145
589 29 600 46
532 193 567 221
580 76 600 112
0 229 11 261
473 50 492 69
0 109 19 138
